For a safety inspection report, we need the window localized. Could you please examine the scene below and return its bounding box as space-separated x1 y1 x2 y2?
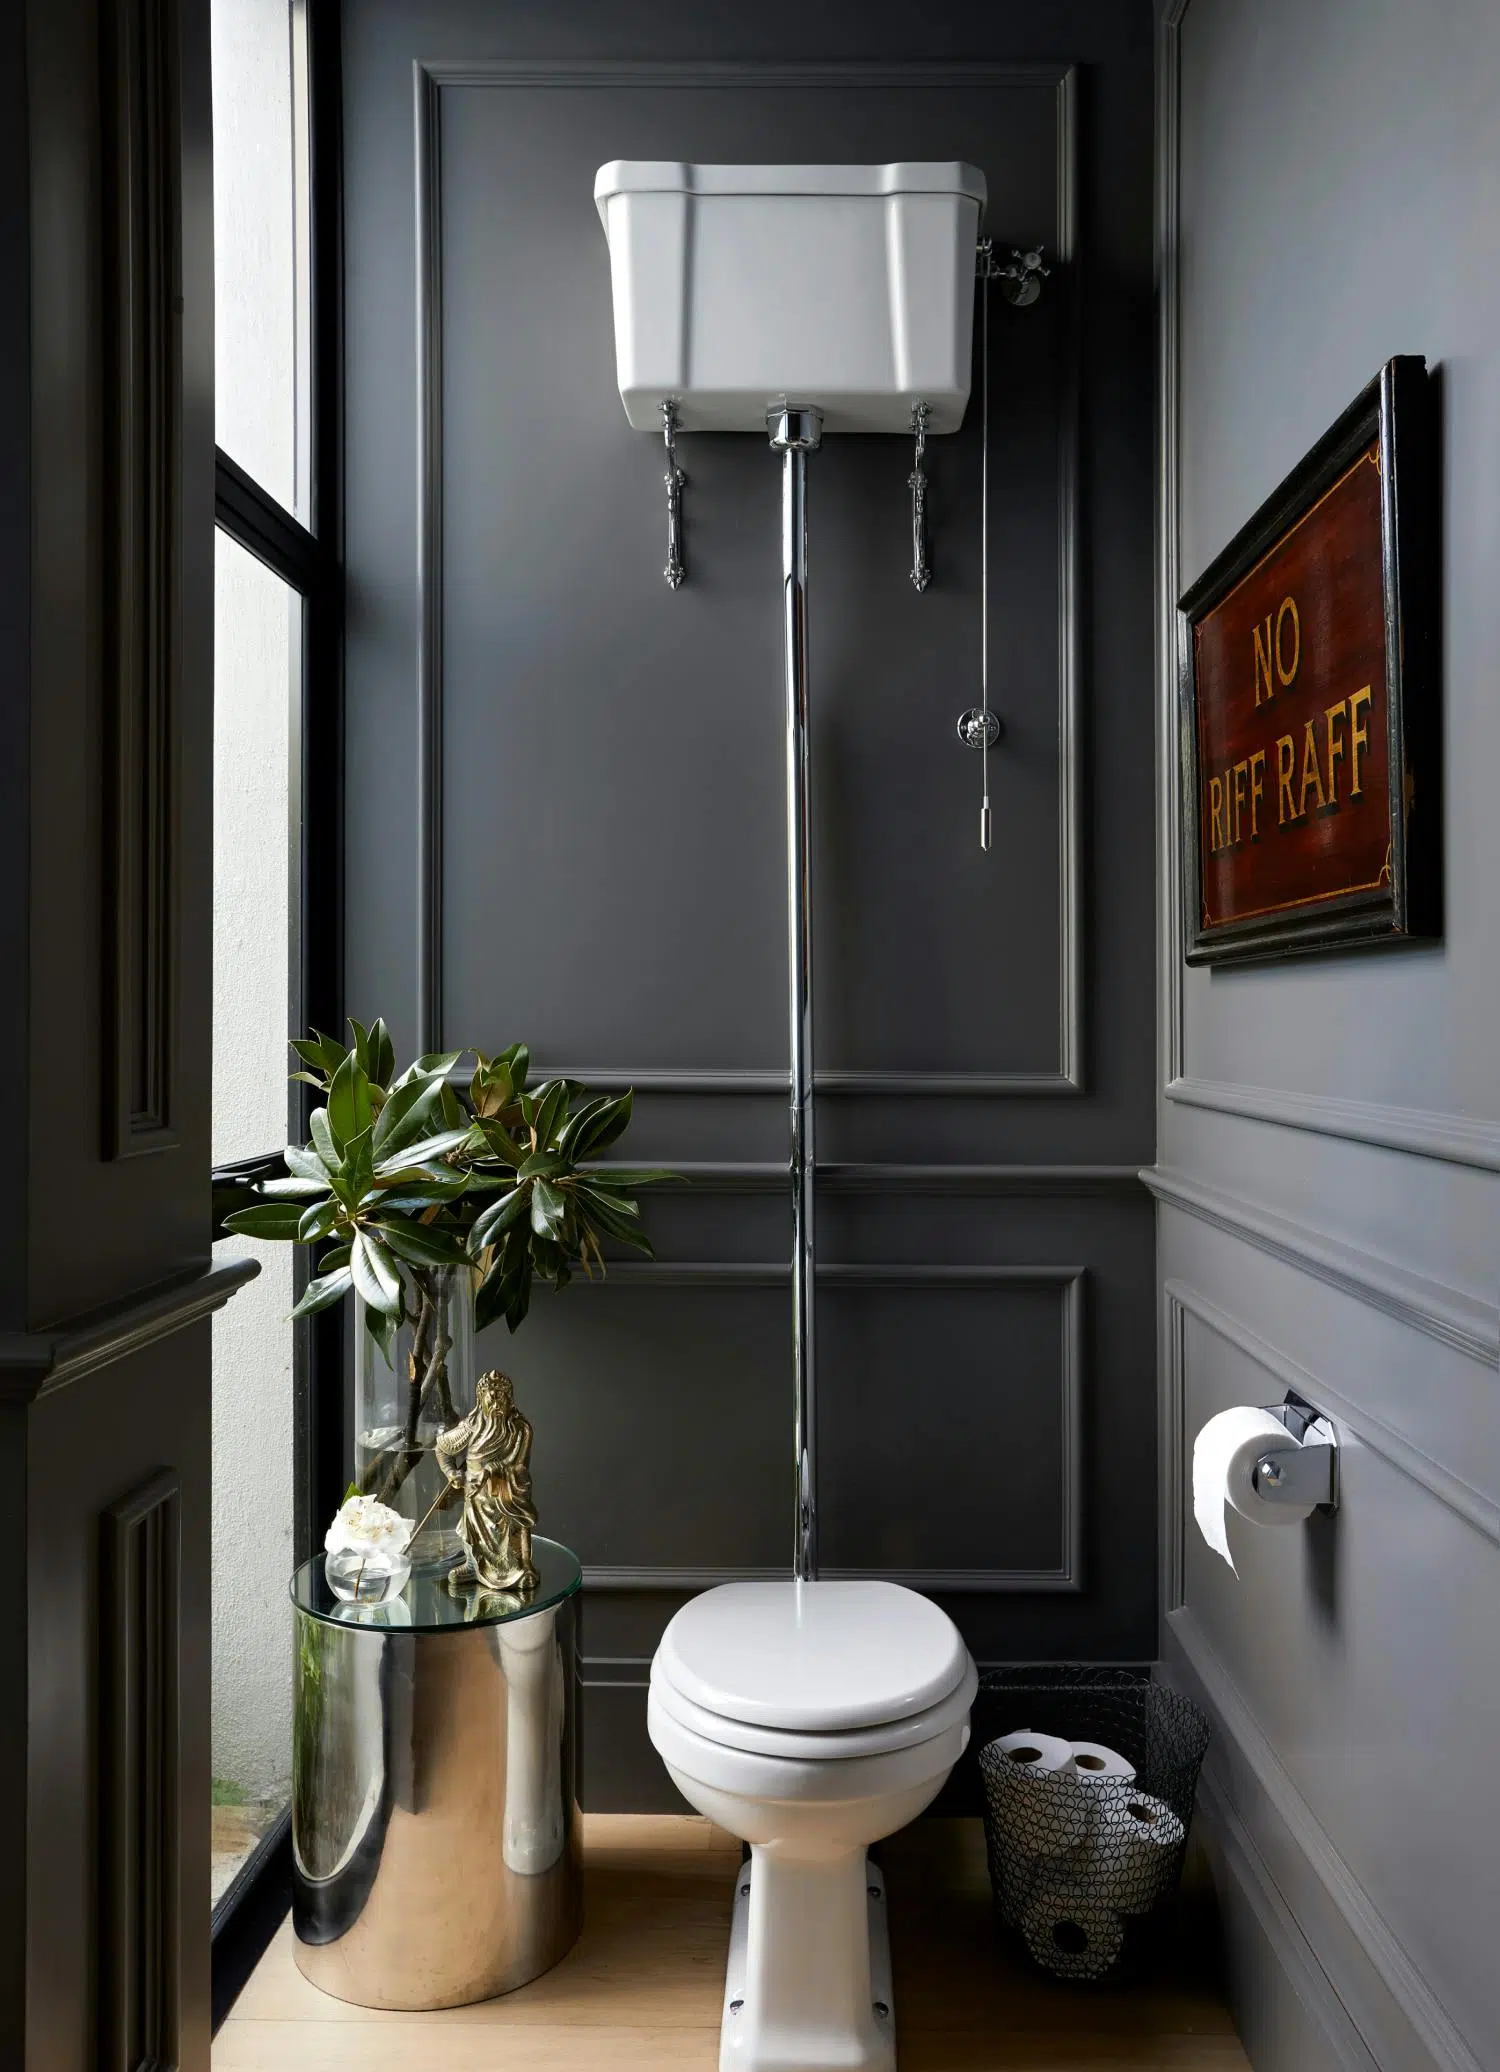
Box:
208 0 340 1980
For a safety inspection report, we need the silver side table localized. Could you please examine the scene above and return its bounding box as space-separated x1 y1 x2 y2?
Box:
289 1537 582 2009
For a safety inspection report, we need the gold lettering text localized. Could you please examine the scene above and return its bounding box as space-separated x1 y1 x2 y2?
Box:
1349 684 1372 796
1299 719 1327 815
1275 595 1301 686
1249 748 1266 838
1277 734 1297 823
1324 699 1347 803
1208 774 1225 852
1253 616 1275 706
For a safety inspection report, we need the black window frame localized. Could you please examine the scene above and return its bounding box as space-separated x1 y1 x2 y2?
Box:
208 0 344 2024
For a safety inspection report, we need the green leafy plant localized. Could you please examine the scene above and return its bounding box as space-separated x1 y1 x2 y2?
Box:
220 1020 673 1500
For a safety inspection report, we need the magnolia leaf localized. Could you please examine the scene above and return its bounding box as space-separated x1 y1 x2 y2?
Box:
370 1017 397 1090
328 1053 374 1150
349 1018 371 1077
557 1094 612 1158
468 1184 528 1253
285 1144 334 1183
371 1073 441 1157
319 1241 352 1272
298 1197 340 1242
531 1080 569 1150
372 1125 472 1177
257 1176 332 1199
351 1230 404 1315
376 1218 470 1268
223 1200 306 1241
309 1105 341 1167
530 1176 567 1241
570 1088 634 1160
290 1266 352 1320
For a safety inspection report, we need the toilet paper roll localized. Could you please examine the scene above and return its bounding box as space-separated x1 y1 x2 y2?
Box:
984 1731 1096 1855
1193 1406 1314 1571
1020 1871 1125 1982
1087 1789 1188 1915
1069 1740 1136 1785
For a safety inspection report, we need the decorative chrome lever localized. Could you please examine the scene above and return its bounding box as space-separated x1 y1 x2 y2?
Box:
661 400 685 589
908 401 931 593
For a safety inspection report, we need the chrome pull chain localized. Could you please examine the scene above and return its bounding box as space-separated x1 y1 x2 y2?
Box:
908 401 931 592
661 399 685 589
957 244 1002 850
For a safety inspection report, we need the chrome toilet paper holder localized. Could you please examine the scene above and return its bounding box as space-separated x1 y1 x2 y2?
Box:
1253 1394 1339 1513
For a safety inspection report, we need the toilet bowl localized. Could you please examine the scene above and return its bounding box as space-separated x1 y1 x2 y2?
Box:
647 1578 976 2072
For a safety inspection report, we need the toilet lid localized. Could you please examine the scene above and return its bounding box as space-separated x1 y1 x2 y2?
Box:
656 1579 970 1732
650 1652 976 1760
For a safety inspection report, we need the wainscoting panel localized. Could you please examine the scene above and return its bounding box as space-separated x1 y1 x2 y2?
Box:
341 3 1159 1806
100 1470 182 2072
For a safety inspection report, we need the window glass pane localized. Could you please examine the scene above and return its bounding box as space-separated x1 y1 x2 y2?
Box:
211 0 311 517
211 528 300 1909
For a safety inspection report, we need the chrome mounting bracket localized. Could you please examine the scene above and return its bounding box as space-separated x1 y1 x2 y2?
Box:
1252 1394 1340 1512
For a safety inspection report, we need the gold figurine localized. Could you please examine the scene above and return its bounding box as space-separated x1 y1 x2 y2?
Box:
435 1370 540 1595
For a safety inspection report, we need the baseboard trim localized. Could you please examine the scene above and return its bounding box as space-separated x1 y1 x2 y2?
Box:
1194 1763 1380 2072
1169 1609 1487 2072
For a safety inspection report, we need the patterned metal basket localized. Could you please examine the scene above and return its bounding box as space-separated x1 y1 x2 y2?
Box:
974 1668 1210 1984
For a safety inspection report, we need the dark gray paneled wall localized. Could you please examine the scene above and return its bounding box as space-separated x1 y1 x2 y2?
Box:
342 0 1157 1805
1158 3 1500 2069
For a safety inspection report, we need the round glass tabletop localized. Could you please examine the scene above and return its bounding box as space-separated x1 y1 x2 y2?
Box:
290 1535 582 1633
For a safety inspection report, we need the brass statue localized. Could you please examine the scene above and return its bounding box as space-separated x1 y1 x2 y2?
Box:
435 1370 539 1595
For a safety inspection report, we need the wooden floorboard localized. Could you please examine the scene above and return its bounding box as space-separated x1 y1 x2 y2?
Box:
216 1815 1250 2072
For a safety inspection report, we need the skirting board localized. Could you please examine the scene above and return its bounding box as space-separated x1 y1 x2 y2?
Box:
1164 1616 1485 2072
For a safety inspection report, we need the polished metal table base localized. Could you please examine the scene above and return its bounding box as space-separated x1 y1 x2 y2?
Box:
292 1581 581 2009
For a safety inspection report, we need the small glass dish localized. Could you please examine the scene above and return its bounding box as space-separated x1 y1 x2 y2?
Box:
324 1545 412 1605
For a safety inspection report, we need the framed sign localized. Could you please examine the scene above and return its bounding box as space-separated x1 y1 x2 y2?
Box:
1178 356 1439 965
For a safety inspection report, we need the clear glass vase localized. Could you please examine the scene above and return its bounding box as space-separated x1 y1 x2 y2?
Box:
354 1263 475 1572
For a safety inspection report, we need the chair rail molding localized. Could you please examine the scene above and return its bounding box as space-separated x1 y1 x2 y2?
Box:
413 59 1082 1091
1166 1073 1500 1174
1145 1165 1500 1369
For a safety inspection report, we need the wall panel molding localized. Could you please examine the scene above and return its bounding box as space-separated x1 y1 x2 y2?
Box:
1156 2 1188 1094
1171 1607 1487 2072
1167 1073 1500 1173
577 1263 1085 1592
414 60 1082 1089
99 1469 181 2072
1145 1164 1500 1367
101 0 184 1158
0 1256 258 1404
1162 1281 1498 1625
588 1161 1144 1195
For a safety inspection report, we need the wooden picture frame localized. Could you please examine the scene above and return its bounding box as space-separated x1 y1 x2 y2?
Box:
1178 356 1439 965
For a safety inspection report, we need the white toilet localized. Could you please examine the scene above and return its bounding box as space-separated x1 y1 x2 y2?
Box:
648 1578 976 2072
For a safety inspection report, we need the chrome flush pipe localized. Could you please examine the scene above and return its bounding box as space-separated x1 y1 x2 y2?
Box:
768 404 823 1583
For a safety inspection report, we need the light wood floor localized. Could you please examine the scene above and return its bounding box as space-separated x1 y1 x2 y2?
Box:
216 1815 1251 2071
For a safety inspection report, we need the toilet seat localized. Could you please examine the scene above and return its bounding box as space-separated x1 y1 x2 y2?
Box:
657 1578 971 1733
650 1653 977 1761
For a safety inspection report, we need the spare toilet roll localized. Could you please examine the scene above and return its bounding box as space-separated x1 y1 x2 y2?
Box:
1021 1870 1126 1982
985 1730 1096 1855
1089 1789 1188 1915
1069 1740 1136 1785
1193 1405 1314 1571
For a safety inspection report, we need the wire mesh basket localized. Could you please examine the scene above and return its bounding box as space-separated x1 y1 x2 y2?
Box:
974 1668 1210 1984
